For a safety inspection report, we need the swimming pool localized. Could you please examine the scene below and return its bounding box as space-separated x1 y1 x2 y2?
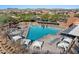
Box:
26 25 60 41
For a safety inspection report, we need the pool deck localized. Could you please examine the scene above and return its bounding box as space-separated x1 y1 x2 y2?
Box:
37 34 61 53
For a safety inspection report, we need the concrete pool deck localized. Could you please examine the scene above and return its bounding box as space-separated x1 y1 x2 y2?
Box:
37 34 62 53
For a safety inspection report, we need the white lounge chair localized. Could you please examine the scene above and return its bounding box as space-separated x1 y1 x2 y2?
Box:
23 39 31 45
57 41 69 51
31 41 44 50
21 39 31 48
63 37 73 43
12 35 22 41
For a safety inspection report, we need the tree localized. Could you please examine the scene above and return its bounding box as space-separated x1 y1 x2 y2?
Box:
0 15 10 25
40 14 51 20
74 14 79 18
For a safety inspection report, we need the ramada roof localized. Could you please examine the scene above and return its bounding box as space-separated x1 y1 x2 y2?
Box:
61 25 79 37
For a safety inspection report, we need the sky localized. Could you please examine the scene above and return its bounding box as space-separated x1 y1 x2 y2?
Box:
0 5 79 9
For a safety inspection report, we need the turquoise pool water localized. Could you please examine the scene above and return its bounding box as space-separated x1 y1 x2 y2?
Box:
26 26 60 41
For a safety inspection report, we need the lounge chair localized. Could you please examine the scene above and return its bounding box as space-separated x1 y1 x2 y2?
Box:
57 41 69 51
31 41 44 50
62 37 73 44
20 39 32 48
12 35 22 42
